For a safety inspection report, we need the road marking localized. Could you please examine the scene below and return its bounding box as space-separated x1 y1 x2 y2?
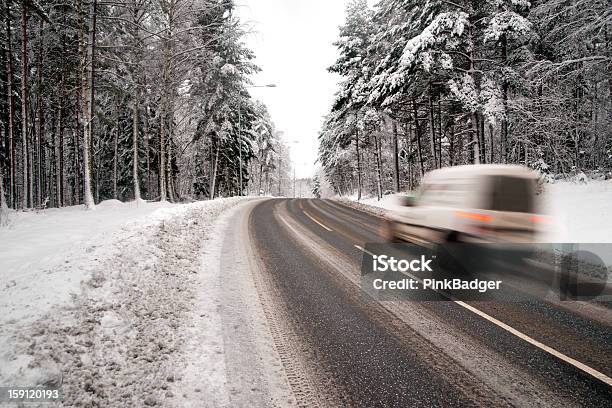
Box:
303 210 333 232
453 300 612 386
354 244 377 257
352 245 612 387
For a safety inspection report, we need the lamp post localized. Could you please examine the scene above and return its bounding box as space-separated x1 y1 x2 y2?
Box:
237 84 276 196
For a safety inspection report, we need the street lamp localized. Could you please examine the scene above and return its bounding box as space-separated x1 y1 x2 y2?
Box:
237 83 277 196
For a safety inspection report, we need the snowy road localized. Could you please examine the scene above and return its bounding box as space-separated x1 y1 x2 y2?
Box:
246 198 612 407
1 197 610 407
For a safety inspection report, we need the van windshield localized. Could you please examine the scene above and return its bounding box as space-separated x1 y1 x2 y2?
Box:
487 176 534 213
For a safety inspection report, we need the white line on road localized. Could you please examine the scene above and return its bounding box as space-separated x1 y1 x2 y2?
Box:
352 244 612 387
354 245 376 257
303 210 333 232
453 300 612 386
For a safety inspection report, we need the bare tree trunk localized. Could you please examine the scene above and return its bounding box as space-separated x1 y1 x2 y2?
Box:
132 100 141 200
392 119 400 192
159 108 167 200
113 102 118 199
500 33 509 164
57 36 67 206
94 151 101 202
158 2 176 202
277 146 282 196
4 2 16 209
374 134 383 200
428 93 437 169
467 14 480 165
21 0 29 208
488 123 494 163
404 121 413 190
56 106 64 207
129 0 143 201
144 106 151 198
210 140 219 199
0 127 7 214
0 160 6 213
50 111 57 207
35 20 44 207
258 160 264 195
167 117 175 201
437 100 443 167
471 112 480 164
248 160 253 195
72 128 80 204
449 122 455 166
412 100 425 177
479 112 486 163
73 89 81 205
355 128 362 200
80 0 96 209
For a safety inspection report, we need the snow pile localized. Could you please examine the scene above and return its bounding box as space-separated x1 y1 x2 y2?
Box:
0 197 248 406
0 199 175 331
333 192 413 215
334 195 393 217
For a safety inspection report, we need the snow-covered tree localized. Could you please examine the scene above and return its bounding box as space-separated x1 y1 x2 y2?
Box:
318 0 612 197
0 0 280 209
311 175 321 199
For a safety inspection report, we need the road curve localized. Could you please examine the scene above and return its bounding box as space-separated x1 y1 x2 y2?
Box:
248 198 612 407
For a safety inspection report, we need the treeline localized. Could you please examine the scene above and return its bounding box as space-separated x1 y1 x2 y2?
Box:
318 0 612 198
0 0 289 211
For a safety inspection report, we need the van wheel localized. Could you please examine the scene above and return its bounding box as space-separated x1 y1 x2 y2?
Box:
381 219 401 243
438 232 469 276
445 231 461 243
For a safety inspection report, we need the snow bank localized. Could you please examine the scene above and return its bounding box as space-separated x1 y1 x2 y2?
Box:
0 200 175 329
0 197 249 406
351 194 397 210
544 180 612 243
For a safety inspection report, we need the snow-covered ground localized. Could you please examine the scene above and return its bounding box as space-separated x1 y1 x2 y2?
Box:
0 200 175 330
171 199 295 407
340 180 612 243
0 197 250 406
544 180 612 242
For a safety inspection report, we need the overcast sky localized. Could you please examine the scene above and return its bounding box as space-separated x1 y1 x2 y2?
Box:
236 1 348 178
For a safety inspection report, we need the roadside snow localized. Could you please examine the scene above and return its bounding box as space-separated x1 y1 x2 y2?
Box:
335 195 394 217
543 180 612 243
0 200 175 329
344 194 396 211
172 199 295 407
0 197 249 406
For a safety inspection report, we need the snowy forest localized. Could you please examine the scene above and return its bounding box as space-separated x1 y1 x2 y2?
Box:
0 0 292 211
318 0 612 199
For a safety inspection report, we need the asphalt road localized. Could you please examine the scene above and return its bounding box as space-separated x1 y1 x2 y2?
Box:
248 198 612 407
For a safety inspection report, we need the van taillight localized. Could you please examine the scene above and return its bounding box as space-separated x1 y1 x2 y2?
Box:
530 215 553 224
454 211 491 223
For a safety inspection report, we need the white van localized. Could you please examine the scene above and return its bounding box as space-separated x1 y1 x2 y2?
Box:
384 165 548 244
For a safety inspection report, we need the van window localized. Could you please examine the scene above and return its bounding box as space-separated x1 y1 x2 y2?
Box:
418 181 471 207
487 176 534 212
